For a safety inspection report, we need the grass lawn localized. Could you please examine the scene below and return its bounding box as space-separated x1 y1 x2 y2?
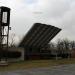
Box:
0 58 75 71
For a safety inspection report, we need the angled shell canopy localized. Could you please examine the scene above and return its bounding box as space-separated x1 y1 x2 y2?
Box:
19 23 61 48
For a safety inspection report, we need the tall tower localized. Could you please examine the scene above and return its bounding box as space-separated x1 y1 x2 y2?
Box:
0 6 10 60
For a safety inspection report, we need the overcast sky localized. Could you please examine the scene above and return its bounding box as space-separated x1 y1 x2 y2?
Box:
0 0 75 44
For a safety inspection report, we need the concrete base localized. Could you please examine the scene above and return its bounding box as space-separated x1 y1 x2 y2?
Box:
0 60 8 66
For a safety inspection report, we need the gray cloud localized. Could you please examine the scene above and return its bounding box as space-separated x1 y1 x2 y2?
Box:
0 0 75 43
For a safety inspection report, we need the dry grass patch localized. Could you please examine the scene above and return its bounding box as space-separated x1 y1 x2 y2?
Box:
0 58 75 71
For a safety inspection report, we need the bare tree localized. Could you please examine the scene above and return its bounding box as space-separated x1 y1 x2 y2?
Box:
56 39 64 51
70 41 75 50
63 39 70 50
9 33 16 47
57 39 70 50
56 38 72 58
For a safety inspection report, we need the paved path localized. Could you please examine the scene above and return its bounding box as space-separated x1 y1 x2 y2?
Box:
0 64 75 75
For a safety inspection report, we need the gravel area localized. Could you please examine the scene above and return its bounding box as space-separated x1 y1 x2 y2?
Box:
0 64 75 75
